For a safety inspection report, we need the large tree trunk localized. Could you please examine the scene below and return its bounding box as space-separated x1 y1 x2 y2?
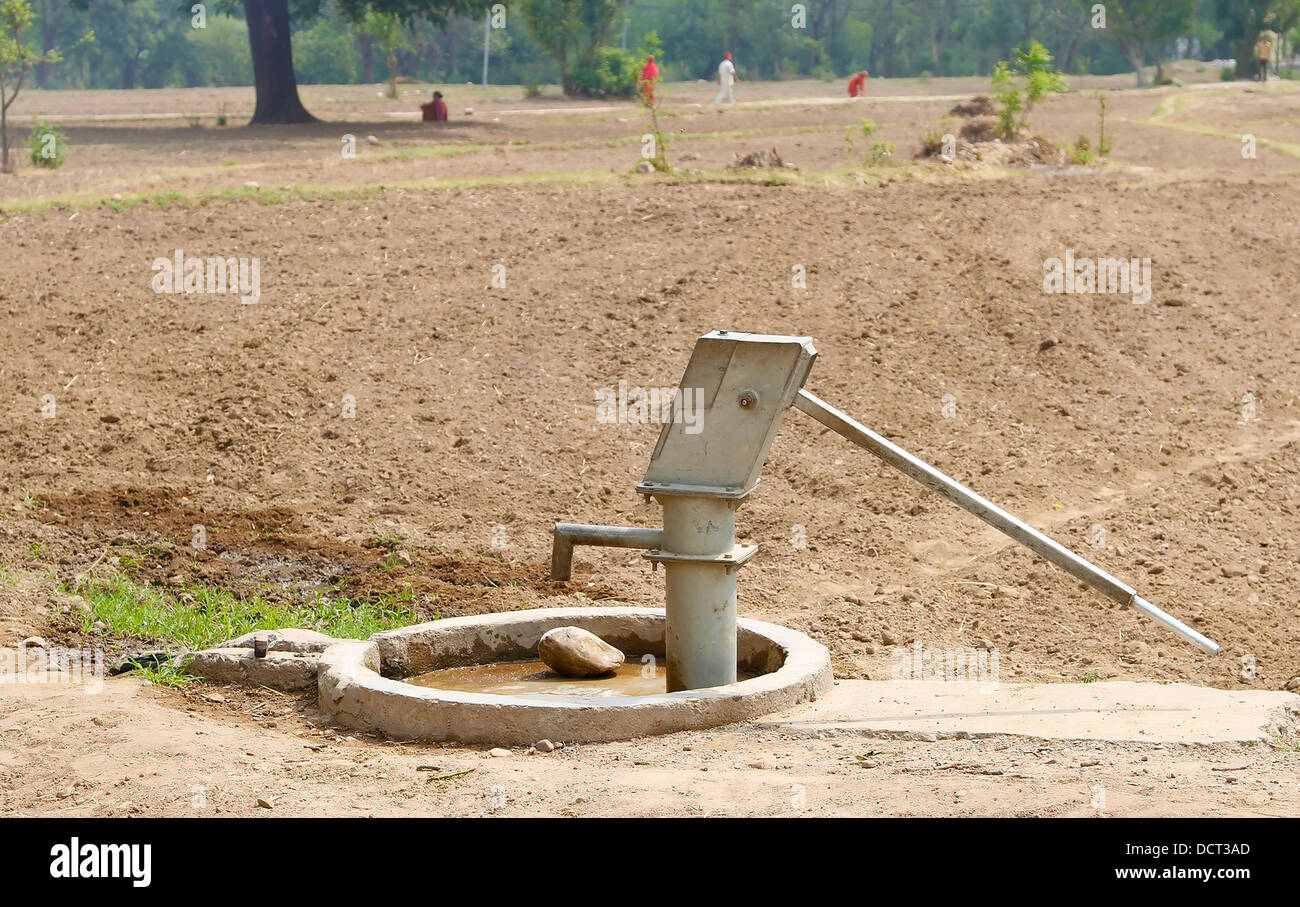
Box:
1059 30 1082 75
928 0 953 76
1234 34 1258 80
557 36 574 97
1 102 10 174
358 33 375 83
243 0 316 124
35 0 61 89
1120 39 1148 86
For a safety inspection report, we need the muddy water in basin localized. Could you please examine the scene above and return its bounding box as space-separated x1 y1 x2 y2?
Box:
406 660 756 697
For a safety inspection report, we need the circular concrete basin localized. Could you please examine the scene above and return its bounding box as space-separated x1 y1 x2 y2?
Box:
317 607 832 745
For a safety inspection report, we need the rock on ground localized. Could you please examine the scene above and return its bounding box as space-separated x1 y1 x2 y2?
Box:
186 648 319 691
538 627 624 677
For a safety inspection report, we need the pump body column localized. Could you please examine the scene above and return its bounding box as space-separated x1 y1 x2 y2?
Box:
636 331 818 691
655 496 744 691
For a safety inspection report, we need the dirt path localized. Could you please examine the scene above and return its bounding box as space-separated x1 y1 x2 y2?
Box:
2 673 1294 817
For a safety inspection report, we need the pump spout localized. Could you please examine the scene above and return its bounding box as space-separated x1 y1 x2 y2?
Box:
793 388 1221 655
550 522 664 581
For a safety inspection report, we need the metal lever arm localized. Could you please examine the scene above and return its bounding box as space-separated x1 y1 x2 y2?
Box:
794 388 1220 655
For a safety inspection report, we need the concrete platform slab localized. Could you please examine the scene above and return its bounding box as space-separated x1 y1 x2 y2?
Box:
760 680 1300 745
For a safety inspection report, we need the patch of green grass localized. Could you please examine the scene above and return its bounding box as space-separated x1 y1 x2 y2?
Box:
6 171 628 213
28 542 47 560
1149 94 1184 121
2 136 947 215
370 141 493 161
205 186 303 206
1268 735 1299 755
369 531 405 549
135 657 197 688
144 541 173 559
1143 88 1300 160
144 189 190 208
1149 118 1300 159
70 572 418 651
250 521 285 539
1081 670 1101 683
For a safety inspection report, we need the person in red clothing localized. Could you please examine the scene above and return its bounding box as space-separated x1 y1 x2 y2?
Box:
640 55 660 105
420 90 448 122
847 70 869 97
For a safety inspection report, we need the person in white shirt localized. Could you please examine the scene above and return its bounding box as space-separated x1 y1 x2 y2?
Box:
714 52 738 106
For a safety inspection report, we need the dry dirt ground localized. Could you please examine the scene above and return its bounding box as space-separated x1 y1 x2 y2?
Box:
1 68 1298 817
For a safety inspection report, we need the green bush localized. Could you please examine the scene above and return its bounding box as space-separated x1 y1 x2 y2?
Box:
1070 134 1095 165
184 17 254 86
991 41 1067 140
26 120 67 169
571 46 639 98
845 118 893 166
919 129 947 156
295 17 359 84
1220 65 1236 81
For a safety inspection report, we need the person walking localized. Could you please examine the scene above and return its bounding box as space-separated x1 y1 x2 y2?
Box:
1256 32 1273 82
714 51 738 106
640 54 660 106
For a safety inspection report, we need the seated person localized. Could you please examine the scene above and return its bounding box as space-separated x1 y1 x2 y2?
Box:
420 90 449 122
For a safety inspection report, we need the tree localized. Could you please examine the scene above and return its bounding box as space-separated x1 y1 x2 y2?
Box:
1084 0 1196 85
991 39 1067 139
517 0 620 96
919 0 957 75
77 0 186 89
1214 0 1300 78
1 0 89 172
211 0 482 124
295 9 360 83
866 0 912 77
183 12 255 85
33 0 63 86
358 8 409 97
240 0 315 121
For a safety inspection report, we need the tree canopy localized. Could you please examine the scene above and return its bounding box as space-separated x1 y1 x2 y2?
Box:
21 0 1300 120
